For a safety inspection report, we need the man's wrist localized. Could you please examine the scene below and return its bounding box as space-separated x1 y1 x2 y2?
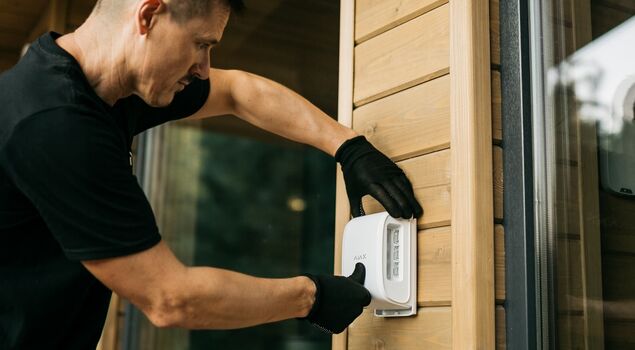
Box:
327 128 358 157
297 275 318 319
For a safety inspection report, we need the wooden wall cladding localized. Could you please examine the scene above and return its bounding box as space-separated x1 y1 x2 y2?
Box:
348 307 452 350
361 149 451 229
496 306 506 350
494 145 504 221
353 4 450 107
490 0 500 66
495 224 505 303
492 71 502 143
418 227 452 306
354 0 447 44
418 225 506 307
352 74 450 162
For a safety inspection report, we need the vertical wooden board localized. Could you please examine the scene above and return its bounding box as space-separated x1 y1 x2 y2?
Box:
492 70 502 143
450 0 495 347
355 0 447 43
362 150 451 228
353 74 451 162
332 168 349 350
494 146 504 221
496 306 506 350
495 224 505 303
419 227 452 306
354 4 450 106
490 0 500 66
348 307 452 350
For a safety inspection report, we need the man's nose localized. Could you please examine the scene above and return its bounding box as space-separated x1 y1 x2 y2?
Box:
191 53 211 80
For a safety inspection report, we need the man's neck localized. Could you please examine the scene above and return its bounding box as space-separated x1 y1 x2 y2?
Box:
56 22 133 106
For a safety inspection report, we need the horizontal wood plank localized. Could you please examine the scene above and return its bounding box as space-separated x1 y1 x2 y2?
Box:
496 305 506 350
490 0 500 66
494 146 503 221
348 307 451 350
419 226 451 306
362 149 451 229
495 224 505 303
355 0 447 44
417 225 505 306
354 4 449 106
353 74 450 162
492 70 502 143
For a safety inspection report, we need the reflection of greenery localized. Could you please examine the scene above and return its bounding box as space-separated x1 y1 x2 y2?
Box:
190 131 335 350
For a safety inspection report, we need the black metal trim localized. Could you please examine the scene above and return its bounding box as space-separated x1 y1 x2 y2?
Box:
500 0 537 348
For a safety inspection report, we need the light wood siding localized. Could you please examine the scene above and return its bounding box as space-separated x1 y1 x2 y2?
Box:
352 74 451 161
353 5 450 106
490 1 505 348
336 0 502 348
348 307 452 350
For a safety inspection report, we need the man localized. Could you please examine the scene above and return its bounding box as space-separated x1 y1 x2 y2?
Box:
0 0 423 348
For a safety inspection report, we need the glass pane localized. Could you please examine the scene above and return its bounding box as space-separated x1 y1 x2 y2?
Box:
127 125 334 350
530 1 635 348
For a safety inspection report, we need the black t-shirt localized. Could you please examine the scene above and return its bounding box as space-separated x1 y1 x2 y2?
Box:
0 32 210 349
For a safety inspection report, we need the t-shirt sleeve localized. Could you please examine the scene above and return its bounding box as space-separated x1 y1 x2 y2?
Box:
118 77 210 135
1 107 161 261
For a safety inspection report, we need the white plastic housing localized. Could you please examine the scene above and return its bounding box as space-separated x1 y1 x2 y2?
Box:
341 212 417 317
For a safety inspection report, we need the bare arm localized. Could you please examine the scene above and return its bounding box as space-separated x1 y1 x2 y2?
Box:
187 68 357 156
82 241 315 329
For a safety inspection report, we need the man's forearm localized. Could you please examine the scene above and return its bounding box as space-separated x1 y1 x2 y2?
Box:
231 71 357 156
153 267 316 329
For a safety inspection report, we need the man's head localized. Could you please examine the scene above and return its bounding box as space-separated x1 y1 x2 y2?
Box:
88 0 244 107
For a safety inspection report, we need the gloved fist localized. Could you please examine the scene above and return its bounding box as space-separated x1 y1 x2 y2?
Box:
302 263 371 334
335 136 423 218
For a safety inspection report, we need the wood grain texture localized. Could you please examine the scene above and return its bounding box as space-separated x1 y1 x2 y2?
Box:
494 146 504 221
450 0 495 348
361 149 451 229
333 166 349 350
354 4 450 106
492 70 502 143
495 224 505 303
496 305 506 350
348 307 452 350
355 0 447 43
419 226 452 306
418 224 505 306
333 2 354 348
353 74 450 162
490 0 500 66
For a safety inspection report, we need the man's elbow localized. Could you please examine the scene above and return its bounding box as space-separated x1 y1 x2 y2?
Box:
143 291 189 329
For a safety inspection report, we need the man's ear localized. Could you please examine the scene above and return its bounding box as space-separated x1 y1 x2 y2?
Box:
137 0 166 35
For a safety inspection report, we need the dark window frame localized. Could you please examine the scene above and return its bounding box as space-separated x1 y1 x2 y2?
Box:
500 0 539 349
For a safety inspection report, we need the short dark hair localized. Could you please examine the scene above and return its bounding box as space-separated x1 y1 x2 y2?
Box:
168 0 245 23
93 0 245 22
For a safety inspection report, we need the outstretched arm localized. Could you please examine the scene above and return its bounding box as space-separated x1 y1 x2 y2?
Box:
187 68 357 156
83 240 370 333
187 68 423 218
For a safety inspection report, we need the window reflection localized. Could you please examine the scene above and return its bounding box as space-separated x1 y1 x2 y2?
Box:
532 2 634 348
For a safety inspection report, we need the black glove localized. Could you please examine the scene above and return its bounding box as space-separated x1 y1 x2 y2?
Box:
335 136 423 218
302 263 371 334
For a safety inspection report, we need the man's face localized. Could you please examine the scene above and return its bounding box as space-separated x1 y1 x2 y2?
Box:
135 4 229 107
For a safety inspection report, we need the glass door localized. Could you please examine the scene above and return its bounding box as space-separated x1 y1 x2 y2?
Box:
529 1 635 348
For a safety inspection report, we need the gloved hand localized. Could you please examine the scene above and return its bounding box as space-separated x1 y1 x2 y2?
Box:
302 263 371 334
335 135 423 218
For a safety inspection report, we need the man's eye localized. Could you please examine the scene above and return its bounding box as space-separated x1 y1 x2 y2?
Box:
198 43 211 50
